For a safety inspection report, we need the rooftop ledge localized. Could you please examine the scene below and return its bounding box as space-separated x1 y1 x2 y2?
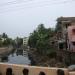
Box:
0 63 74 75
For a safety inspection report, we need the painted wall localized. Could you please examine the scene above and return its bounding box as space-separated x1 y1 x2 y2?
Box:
0 63 71 75
67 25 75 52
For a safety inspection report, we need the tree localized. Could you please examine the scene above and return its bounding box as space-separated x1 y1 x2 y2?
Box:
0 40 3 47
28 24 55 55
28 30 38 48
15 37 23 48
55 22 62 32
2 33 8 38
3 40 8 46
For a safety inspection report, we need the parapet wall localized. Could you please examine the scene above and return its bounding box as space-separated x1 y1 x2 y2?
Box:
0 63 74 75
69 72 75 75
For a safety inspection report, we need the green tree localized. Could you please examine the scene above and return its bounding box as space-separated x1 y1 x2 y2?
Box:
28 31 38 48
0 40 3 47
28 24 55 55
2 33 8 38
55 22 62 32
16 37 23 48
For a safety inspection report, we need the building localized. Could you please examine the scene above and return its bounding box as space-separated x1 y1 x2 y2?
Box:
23 37 29 46
56 17 75 64
56 17 75 51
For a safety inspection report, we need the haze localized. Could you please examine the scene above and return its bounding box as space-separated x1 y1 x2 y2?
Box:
0 0 75 38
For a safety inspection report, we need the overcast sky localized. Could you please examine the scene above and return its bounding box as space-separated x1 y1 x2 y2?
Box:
0 0 75 38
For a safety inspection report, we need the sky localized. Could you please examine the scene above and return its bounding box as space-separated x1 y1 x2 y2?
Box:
0 0 75 38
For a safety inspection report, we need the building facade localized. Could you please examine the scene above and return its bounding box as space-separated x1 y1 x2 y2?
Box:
56 17 75 51
23 37 29 47
56 17 75 65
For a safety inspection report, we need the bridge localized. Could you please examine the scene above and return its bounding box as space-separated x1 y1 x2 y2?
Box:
0 63 75 75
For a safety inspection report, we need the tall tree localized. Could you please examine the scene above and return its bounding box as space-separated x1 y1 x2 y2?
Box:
2 33 8 39
55 22 62 32
28 24 55 55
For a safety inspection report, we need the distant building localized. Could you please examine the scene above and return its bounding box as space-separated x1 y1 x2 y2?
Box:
23 37 29 46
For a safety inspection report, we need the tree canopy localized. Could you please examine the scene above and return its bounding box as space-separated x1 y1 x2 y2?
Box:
28 24 55 55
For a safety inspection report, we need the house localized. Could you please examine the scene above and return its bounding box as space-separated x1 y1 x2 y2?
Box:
56 17 75 51
56 17 75 64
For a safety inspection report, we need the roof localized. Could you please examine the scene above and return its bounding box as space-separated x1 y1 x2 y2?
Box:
57 17 75 22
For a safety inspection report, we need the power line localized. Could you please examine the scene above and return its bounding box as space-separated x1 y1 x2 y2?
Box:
0 0 75 14
0 0 73 13
0 0 72 10
0 0 34 7
0 0 67 11
0 0 68 7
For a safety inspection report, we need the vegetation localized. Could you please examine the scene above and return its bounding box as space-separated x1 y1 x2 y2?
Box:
0 33 23 47
28 24 55 55
55 21 62 32
15 37 23 48
0 33 14 47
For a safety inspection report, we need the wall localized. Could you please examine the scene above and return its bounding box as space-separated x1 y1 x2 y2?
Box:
0 63 72 75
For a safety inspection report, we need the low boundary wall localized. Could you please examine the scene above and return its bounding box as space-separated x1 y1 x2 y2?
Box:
0 63 74 75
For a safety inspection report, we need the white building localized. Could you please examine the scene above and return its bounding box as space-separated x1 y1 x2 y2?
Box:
23 37 29 46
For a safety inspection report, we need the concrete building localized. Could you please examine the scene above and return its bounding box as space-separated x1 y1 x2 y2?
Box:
23 37 29 46
55 17 75 65
56 17 75 50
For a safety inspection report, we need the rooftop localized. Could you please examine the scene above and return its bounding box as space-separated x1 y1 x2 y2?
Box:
57 17 75 22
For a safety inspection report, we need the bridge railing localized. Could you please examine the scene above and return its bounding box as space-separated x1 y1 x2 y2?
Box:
0 63 74 75
69 72 75 75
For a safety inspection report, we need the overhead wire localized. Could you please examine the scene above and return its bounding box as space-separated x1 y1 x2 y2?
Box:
0 0 34 7
0 0 69 7
0 0 75 14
